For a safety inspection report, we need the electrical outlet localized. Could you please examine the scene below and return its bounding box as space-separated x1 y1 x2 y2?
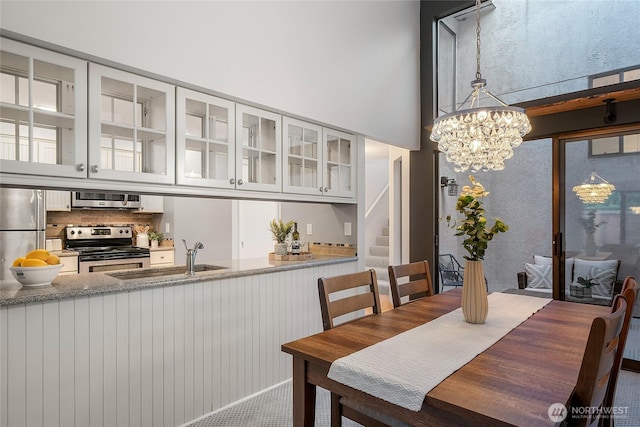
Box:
165 223 171 233
307 224 312 235
344 222 352 236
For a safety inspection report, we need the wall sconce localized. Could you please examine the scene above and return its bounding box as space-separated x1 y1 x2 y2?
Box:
440 177 459 196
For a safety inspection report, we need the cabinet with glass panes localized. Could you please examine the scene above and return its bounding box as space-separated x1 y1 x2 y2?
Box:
88 63 175 184
283 118 355 198
176 88 235 188
0 38 87 178
235 104 281 192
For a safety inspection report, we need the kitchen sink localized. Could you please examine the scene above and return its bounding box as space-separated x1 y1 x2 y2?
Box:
106 264 227 280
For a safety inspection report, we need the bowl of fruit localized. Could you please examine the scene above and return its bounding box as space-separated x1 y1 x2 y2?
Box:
9 249 63 288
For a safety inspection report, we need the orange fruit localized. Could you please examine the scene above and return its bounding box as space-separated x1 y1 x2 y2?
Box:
21 258 48 267
25 249 50 261
12 257 26 267
46 254 61 265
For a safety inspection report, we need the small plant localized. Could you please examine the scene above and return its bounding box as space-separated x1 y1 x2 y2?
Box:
576 277 595 288
268 219 295 244
578 209 605 235
148 231 164 242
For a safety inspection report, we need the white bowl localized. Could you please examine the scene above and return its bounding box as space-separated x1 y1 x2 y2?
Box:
9 264 63 287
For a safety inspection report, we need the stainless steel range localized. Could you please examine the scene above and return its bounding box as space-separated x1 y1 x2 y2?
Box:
66 226 150 273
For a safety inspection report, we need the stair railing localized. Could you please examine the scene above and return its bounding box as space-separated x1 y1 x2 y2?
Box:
365 184 389 219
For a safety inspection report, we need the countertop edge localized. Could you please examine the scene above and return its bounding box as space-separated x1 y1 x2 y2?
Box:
0 255 358 307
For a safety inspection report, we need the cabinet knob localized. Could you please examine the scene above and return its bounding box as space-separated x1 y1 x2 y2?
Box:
77 164 85 172
238 179 244 185
229 178 236 185
324 187 329 192
319 187 324 192
91 165 99 173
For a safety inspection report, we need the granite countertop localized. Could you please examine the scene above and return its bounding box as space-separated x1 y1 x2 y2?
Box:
0 254 358 307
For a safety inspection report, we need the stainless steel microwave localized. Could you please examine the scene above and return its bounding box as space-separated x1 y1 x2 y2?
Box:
71 192 142 209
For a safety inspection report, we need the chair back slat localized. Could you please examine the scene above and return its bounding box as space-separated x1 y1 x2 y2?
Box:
318 269 381 330
388 261 433 308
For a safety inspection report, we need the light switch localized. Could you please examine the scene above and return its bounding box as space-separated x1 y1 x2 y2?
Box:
344 222 352 236
165 223 171 233
307 224 312 235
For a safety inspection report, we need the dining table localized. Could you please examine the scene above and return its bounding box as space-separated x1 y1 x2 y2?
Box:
281 289 611 427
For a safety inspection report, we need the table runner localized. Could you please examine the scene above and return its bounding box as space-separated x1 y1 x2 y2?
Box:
327 292 551 411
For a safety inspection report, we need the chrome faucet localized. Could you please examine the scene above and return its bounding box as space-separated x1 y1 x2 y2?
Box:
182 239 204 276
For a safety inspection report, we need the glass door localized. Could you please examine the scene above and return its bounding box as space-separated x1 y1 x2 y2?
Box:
560 127 640 367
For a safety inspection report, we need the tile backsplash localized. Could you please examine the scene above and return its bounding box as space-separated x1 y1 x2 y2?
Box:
46 210 155 241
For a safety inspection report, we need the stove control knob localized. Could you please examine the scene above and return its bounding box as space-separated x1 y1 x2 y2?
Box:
77 230 82 235
119 229 124 234
124 229 130 234
70 230 75 235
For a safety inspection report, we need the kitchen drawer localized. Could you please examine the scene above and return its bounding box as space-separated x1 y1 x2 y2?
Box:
150 249 174 266
59 255 78 274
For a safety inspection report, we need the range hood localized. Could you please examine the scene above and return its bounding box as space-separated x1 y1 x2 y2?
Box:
71 191 142 209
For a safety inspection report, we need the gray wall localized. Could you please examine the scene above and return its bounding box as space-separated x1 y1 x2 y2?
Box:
280 202 357 249
164 196 233 264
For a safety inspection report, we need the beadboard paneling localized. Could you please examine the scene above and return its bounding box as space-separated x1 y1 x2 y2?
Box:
0 261 356 427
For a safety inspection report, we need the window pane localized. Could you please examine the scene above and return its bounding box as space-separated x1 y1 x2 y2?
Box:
592 74 620 88
623 68 640 82
623 134 640 153
0 73 16 104
208 142 228 180
32 79 58 112
591 136 620 155
288 124 303 156
185 114 203 138
0 120 16 160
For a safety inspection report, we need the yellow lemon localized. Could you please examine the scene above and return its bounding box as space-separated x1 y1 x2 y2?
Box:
25 249 50 261
12 257 26 267
46 254 61 265
21 258 48 267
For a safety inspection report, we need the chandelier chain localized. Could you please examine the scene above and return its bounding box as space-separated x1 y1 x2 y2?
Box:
476 0 482 80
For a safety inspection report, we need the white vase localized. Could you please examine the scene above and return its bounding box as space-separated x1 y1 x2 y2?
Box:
274 243 287 256
151 240 159 248
462 260 489 324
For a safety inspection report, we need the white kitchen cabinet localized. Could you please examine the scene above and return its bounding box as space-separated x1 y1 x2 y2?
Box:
0 38 88 178
235 104 281 192
58 254 78 274
149 248 174 266
322 128 356 198
283 119 356 199
88 63 175 185
176 88 235 188
137 195 164 213
45 190 71 211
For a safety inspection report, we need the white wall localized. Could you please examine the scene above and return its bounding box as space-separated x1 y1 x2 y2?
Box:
0 1 420 149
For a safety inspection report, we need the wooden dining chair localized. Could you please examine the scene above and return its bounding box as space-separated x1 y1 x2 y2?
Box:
569 294 627 427
317 269 382 331
318 270 405 427
388 260 433 308
602 276 638 427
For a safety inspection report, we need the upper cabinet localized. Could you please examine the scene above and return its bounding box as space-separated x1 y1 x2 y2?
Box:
45 190 71 211
235 105 281 192
0 38 87 178
283 119 355 198
88 64 175 184
176 88 235 188
138 195 164 213
323 129 355 198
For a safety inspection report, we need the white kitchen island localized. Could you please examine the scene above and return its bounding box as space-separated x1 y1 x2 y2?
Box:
0 255 357 427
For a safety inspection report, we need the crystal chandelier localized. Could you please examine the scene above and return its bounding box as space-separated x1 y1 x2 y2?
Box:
430 0 531 172
572 172 615 204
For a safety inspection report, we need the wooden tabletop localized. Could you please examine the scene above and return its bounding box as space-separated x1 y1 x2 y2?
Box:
282 289 610 426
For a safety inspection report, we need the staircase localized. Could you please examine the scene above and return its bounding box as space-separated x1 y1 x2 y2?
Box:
366 223 390 297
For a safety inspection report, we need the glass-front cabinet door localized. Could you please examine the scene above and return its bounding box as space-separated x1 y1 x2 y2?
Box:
283 117 322 195
88 63 175 184
176 88 235 188
323 128 355 198
0 38 87 178
235 104 281 192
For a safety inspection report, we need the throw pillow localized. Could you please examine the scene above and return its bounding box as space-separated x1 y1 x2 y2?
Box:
573 259 618 297
525 263 552 289
532 255 574 286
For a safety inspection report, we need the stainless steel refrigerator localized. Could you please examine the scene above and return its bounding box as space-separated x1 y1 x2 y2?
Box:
0 188 46 280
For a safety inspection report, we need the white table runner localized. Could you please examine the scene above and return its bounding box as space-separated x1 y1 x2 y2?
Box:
327 292 551 411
